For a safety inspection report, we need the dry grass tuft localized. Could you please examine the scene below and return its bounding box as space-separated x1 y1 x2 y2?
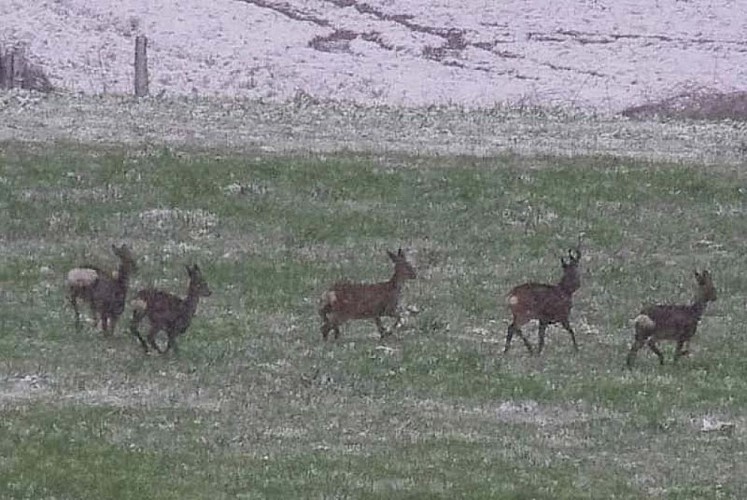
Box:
623 86 747 122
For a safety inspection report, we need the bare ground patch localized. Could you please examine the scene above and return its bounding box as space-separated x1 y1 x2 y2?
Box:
0 374 53 407
407 396 616 428
0 371 230 412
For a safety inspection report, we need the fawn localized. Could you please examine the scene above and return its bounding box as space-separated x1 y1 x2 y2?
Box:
66 244 137 334
319 248 416 340
626 270 717 367
504 247 582 355
129 264 212 354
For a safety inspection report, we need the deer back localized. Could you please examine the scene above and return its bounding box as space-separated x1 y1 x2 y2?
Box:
508 247 581 323
637 304 700 340
508 282 572 323
136 264 210 334
635 270 716 341
135 289 186 327
321 248 415 321
324 281 398 320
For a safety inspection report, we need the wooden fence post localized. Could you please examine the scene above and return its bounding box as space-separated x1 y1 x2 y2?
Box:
0 45 53 92
0 48 16 89
134 35 149 97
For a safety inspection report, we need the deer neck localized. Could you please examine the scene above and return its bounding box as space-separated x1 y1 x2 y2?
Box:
557 276 577 297
183 284 202 319
689 295 708 320
116 261 132 287
389 271 407 293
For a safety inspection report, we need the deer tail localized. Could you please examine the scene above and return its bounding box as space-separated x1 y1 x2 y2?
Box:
131 298 147 312
633 314 656 330
319 290 337 320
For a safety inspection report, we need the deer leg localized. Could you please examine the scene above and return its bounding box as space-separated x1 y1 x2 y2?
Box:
537 321 549 355
89 302 99 329
147 326 163 353
319 306 331 341
647 339 665 365
680 340 691 357
101 314 111 336
69 291 83 331
505 323 533 354
129 310 149 352
673 339 687 363
678 332 695 358
324 317 342 341
321 314 338 341
392 312 404 330
561 320 579 352
164 332 178 355
321 321 331 341
626 338 646 368
374 317 389 338
504 323 516 353
109 316 119 336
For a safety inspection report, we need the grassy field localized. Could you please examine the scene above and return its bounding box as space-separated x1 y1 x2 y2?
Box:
1 141 746 499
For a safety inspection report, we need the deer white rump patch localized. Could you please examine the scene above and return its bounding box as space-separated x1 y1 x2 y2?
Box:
66 268 98 288
507 295 519 307
131 299 147 311
633 314 656 329
322 290 337 306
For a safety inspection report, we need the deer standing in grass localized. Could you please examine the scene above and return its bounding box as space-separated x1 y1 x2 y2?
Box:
504 248 582 355
319 248 416 340
626 270 717 368
129 264 211 354
66 244 137 334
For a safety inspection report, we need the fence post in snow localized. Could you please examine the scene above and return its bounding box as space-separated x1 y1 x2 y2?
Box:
134 35 149 97
0 48 17 89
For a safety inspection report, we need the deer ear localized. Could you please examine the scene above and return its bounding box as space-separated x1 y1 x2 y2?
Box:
193 264 200 273
398 248 404 256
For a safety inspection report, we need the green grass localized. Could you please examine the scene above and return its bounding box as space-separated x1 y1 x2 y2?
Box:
1 141 746 499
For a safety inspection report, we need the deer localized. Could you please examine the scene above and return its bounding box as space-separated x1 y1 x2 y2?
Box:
626 270 717 368
319 248 416 341
66 244 137 334
129 264 212 354
504 247 582 355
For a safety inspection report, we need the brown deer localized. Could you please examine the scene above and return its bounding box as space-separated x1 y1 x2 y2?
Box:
319 248 416 340
504 247 582 355
129 264 212 354
66 244 137 334
626 270 717 368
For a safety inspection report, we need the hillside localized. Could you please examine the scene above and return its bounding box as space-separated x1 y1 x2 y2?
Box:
2 0 746 112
